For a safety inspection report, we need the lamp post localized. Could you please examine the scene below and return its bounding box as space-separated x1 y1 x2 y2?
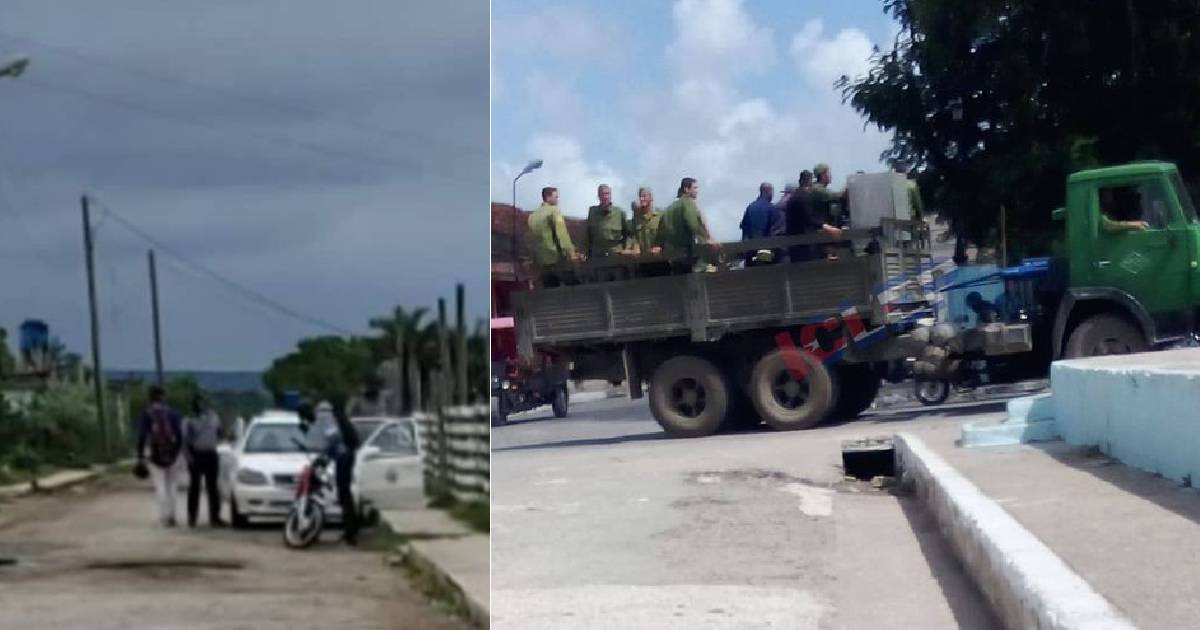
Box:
511 159 544 263
0 56 30 79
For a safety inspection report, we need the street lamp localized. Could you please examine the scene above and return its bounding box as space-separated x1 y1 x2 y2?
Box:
511 159 544 263
0 56 30 79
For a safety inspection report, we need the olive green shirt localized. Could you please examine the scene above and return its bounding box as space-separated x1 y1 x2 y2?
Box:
811 183 844 224
527 203 575 266
656 197 711 258
584 204 631 257
631 208 663 255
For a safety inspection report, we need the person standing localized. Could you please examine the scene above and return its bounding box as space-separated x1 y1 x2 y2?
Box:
584 184 631 258
786 169 843 262
136 386 184 527
657 177 719 273
630 187 663 256
739 182 786 266
306 401 363 545
527 186 579 287
183 394 225 528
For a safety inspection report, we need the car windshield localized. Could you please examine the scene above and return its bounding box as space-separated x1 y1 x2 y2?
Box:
353 420 384 443
243 424 306 453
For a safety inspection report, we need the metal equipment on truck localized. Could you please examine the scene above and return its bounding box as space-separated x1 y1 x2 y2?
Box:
512 172 939 438
492 262 570 427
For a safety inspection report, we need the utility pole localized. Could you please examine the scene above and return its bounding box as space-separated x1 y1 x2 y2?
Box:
82 195 108 460
148 250 164 386
456 283 467 405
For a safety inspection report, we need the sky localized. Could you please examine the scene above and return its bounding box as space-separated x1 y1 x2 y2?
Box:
0 0 489 371
491 0 900 239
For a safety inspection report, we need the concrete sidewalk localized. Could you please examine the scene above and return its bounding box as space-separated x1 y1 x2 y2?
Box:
918 421 1200 629
0 466 115 501
381 508 489 628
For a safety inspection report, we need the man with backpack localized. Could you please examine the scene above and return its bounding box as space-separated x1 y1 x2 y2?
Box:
136 386 184 527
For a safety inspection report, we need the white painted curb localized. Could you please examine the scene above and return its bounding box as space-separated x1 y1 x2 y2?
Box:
895 433 1137 630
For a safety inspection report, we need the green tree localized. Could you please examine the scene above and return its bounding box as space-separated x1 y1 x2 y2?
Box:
842 0 1200 256
262 336 373 411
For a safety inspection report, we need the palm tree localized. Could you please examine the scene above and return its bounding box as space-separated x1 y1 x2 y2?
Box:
368 307 429 415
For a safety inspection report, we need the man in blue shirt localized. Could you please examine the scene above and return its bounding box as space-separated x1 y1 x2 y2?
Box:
740 182 785 266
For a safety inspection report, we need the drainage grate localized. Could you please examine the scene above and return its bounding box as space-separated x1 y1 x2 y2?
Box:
0 557 16 567
841 437 896 480
85 559 244 571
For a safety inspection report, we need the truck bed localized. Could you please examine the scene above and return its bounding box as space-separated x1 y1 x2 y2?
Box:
514 248 932 358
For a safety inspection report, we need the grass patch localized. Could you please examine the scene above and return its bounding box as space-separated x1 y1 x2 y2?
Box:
448 500 489 534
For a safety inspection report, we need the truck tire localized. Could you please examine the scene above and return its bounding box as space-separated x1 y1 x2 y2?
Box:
833 364 881 420
1063 313 1148 359
648 355 730 438
552 386 569 418
748 348 837 431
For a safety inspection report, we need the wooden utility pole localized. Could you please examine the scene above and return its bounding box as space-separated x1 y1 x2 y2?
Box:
456 283 467 405
393 326 405 415
148 250 164 386
82 195 108 460
1000 205 1008 268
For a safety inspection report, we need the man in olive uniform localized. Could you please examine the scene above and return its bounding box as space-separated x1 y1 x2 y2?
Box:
584 184 631 258
631 186 663 255
656 177 719 273
811 163 848 258
528 186 578 287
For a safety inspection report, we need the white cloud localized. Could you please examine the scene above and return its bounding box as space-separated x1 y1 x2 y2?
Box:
790 19 876 92
493 5 625 68
491 65 503 103
667 0 776 77
492 133 625 217
524 71 586 131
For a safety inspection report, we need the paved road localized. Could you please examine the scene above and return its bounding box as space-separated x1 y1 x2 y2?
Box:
0 475 466 630
492 396 1005 630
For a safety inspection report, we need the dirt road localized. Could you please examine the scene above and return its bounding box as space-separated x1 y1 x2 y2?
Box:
0 475 467 630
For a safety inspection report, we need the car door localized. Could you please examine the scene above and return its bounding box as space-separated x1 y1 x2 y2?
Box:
356 420 424 510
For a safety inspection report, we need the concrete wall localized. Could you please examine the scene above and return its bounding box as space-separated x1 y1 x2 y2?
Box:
1052 348 1200 485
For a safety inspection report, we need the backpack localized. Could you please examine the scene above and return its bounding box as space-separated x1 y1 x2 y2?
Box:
148 404 181 467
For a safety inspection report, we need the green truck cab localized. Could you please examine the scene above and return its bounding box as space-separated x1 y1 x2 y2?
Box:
1052 161 1200 358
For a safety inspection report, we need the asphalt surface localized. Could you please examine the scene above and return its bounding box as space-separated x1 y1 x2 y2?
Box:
492 395 1007 630
0 475 467 630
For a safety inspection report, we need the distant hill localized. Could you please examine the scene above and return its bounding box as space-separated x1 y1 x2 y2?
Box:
106 369 264 393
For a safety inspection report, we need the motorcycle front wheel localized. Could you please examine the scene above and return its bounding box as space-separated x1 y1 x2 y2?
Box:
915 379 951 406
283 498 325 549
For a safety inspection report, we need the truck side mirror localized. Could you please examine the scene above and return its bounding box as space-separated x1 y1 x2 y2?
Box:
1051 207 1065 222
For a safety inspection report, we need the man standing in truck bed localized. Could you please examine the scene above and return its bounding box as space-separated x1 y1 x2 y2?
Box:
657 177 719 273
584 184 631 258
528 186 578 287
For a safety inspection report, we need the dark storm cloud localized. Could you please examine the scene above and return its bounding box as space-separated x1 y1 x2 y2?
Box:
0 0 489 370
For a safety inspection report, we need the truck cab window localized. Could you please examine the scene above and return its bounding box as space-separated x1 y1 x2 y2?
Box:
1098 184 1168 231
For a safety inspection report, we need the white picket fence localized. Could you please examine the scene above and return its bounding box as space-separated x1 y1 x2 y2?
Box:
416 405 489 503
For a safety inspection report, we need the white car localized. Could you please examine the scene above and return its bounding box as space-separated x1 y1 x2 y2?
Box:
218 411 423 527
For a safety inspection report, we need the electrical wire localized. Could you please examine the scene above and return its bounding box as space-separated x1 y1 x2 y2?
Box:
89 196 357 337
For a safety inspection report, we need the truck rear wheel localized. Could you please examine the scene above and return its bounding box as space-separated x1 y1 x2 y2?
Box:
648 355 730 438
1063 313 1148 359
748 348 837 431
833 364 881 420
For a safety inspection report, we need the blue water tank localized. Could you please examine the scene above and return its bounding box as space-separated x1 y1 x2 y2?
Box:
18 320 49 356
282 390 301 410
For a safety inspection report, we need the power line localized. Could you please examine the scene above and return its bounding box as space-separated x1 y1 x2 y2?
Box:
88 196 356 337
0 29 486 159
19 76 472 186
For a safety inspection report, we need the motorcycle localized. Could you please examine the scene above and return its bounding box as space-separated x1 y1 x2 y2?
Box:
282 447 337 549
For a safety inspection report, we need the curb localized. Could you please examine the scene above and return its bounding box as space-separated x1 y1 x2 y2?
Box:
961 393 1060 448
394 538 489 629
0 460 131 500
894 433 1136 630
